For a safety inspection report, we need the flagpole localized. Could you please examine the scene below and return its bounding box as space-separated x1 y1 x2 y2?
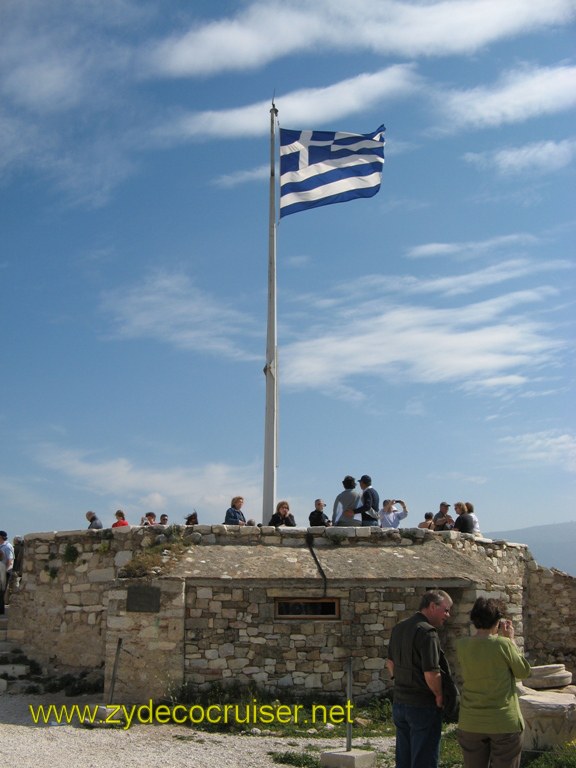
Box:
262 102 279 524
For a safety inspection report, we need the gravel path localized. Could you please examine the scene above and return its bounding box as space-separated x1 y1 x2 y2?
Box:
0 694 395 768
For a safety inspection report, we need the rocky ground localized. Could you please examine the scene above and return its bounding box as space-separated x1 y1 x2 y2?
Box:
0 693 395 768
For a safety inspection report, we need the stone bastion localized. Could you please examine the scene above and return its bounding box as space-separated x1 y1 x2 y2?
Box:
9 524 575 703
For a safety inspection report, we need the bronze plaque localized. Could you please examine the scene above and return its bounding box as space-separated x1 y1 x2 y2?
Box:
126 585 161 613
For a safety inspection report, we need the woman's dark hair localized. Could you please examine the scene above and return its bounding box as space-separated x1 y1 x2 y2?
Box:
342 475 356 489
469 597 505 629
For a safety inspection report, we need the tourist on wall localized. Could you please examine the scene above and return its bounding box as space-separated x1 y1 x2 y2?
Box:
224 497 247 526
140 512 157 526
185 511 199 525
332 475 362 526
453 502 475 534
159 514 169 525
112 510 129 528
433 502 454 530
386 589 454 768
0 556 5 615
268 501 296 527
357 474 380 527
0 530 13 613
308 499 332 526
456 597 530 768
380 499 409 528
464 502 481 534
418 512 435 530
85 511 103 530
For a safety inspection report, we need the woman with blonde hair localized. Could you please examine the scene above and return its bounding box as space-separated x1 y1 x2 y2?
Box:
453 501 474 534
224 496 246 526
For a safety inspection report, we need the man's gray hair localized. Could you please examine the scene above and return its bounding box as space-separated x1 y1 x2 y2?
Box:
419 589 452 610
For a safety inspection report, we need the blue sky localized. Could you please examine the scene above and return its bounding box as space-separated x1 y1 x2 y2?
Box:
1 0 575 537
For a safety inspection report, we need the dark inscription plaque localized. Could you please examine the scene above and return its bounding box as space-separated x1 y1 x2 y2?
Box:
126 585 161 613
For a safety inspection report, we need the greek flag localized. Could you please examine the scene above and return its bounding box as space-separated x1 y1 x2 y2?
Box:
279 125 385 218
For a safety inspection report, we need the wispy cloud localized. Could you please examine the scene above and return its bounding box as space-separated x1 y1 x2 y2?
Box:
438 64 576 131
98 260 570 399
500 430 576 473
213 164 268 188
281 273 567 398
156 65 420 141
0 1 146 204
145 0 576 76
100 271 261 361
35 444 264 523
464 138 576 175
406 233 540 259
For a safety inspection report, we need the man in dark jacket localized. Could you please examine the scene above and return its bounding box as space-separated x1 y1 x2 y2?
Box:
85 511 103 530
386 589 453 768
357 474 380 527
308 499 331 527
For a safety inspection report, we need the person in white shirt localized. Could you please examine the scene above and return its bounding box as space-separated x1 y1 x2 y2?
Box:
464 501 481 534
380 499 409 529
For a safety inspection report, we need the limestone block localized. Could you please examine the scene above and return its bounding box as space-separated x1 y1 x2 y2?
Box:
107 616 134 630
321 748 376 767
326 527 356 539
88 567 116 583
520 690 576 749
0 663 29 677
525 671 573 689
528 664 566 677
364 658 386 670
114 551 133 567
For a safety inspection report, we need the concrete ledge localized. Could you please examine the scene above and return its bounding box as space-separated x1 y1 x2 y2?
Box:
320 748 376 767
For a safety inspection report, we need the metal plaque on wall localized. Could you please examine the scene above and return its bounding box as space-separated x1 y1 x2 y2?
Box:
126 585 161 613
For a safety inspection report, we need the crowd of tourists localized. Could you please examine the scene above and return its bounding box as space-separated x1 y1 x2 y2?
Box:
222 474 481 534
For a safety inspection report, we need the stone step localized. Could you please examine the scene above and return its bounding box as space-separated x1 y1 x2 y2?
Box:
528 664 566 677
0 663 30 677
525 671 573 689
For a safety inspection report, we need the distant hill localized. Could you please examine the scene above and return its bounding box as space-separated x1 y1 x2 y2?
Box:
484 521 576 577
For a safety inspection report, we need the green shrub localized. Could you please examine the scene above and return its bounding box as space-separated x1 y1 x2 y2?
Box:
522 743 576 768
63 543 80 563
269 752 320 767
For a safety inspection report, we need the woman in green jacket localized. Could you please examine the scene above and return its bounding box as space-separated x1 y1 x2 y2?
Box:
456 597 531 768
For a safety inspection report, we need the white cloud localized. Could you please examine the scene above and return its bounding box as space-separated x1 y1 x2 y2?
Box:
213 164 269 188
400 261 568 297
155 65 421 140
406 233 540 259
100 271 261 361
35 444 264 524
439 64 576 130
464 138 576 175
500 430 576 473
145 0 576 76
282 283 566 397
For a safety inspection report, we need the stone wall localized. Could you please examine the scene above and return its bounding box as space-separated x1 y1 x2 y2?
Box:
525 561 576 668
9 525 575 702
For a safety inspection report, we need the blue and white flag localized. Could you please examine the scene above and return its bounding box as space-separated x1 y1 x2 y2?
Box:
279 125 385 218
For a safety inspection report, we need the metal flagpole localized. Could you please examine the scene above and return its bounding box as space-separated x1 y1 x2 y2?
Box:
262 102 279 524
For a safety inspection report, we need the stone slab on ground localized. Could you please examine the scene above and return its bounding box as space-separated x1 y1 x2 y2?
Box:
520 690 576 749
321 748 376 768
